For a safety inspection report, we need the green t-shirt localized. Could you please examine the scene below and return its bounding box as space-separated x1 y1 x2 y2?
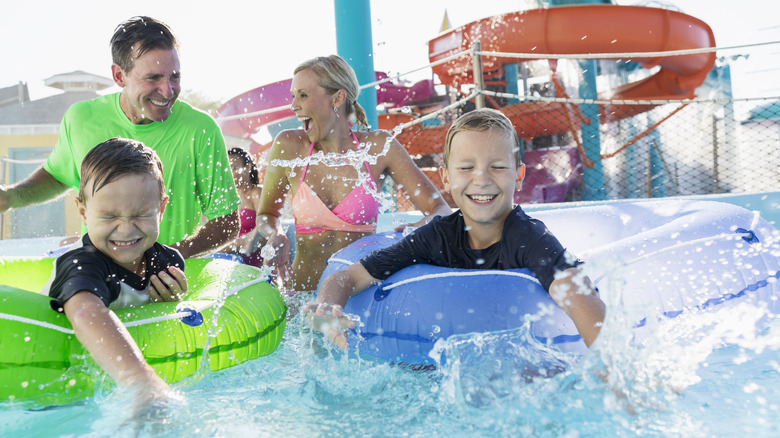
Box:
44 93 240 245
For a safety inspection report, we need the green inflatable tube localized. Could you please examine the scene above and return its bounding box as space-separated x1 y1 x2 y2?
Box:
0 256 287 407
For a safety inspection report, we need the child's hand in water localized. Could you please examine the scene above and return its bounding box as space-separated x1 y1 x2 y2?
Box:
148 266 187 302
302 302 358 351
124 374 183 433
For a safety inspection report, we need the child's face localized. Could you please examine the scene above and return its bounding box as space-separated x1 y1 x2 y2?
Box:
229 155 253 191
440 129 521 231
77 173 166 274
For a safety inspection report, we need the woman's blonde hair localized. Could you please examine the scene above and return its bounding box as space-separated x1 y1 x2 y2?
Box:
295 55 368 128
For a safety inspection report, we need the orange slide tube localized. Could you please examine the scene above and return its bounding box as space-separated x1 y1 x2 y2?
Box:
428 4 716 101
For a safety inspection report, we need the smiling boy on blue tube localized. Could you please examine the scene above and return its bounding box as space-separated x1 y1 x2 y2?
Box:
304 108 606 350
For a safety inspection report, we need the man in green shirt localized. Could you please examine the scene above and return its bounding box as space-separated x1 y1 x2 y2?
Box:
0 16 239 258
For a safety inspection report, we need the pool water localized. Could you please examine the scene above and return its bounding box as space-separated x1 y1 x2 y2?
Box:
2 292 779 437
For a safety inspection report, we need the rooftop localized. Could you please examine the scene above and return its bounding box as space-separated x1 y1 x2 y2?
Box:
0 71 112 126
0 82 30 108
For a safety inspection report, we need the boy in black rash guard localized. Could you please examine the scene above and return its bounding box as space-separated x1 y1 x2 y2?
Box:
304 108 606 351
45 137 186 412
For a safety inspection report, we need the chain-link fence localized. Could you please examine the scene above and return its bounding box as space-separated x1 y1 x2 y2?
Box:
391 81 779 211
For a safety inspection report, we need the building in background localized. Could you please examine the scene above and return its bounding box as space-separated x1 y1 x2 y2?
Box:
0 71 114 240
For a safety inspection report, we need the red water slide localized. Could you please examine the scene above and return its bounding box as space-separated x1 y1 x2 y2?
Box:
428 4 715 100
395 4 716 156
217 5 715 158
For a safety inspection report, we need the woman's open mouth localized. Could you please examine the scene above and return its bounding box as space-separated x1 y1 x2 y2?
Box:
299 116 312 133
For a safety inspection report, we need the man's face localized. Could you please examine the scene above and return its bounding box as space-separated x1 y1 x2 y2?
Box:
113 47 181 124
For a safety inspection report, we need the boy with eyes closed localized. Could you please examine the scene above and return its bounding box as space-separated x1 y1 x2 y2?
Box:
45 137 186 413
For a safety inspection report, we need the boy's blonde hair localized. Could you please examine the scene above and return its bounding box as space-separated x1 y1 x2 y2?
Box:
295 55 368 128
443 108 521 167
78 137 166 204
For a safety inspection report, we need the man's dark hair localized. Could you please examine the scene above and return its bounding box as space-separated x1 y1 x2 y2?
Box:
110 16 178 72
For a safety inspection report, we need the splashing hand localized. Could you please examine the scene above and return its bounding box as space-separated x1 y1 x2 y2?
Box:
124 377 183 434
302 302 358 351
393 222 417 234
393 212 439 233
262 233 293 290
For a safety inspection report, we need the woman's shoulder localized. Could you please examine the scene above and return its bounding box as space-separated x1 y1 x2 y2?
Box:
274 128 309 144
358 128 394 142
271 129 310 157
357 129 404 155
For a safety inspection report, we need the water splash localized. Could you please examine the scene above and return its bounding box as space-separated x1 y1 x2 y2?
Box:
430 325 578 408
268 135 399 213
4 305 780 436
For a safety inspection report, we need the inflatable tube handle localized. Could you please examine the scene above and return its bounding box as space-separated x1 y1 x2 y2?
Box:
177 307 204 327
735 228 759 244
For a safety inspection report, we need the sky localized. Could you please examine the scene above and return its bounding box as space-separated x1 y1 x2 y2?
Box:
1 0 777 104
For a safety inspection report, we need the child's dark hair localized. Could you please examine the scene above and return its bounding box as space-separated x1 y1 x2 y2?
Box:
443 108 521 167
110 16 178 72
78 137 166 204
228 147 260 186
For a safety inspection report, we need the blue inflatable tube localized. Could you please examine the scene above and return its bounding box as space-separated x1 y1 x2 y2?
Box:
322 235 581 363
319 200 780 364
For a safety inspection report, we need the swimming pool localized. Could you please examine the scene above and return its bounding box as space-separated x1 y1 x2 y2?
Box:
2 302 778 436
2 198 779 436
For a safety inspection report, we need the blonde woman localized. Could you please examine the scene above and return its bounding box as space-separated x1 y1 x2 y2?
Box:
257 55 451 292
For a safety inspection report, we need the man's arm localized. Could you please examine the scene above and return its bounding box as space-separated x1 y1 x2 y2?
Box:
169 210 239 259
0 167 69 212
303 262 379 350
548 267 606 347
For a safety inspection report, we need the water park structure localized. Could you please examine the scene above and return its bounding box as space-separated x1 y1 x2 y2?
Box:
217 3 764 211
2 2 780 435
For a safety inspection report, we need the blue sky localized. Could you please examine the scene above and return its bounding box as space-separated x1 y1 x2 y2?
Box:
1 0 777 102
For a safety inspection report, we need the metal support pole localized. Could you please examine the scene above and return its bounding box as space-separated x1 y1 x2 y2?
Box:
471 42 486 109
578 59 607 200
334 0 378 129
647 116 666 198
518 62 529 155
504 63 520 105
549 0 607 200
712 114 719 194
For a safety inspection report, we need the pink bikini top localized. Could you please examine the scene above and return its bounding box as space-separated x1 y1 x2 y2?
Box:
291 131 380 234
238 208 257 237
